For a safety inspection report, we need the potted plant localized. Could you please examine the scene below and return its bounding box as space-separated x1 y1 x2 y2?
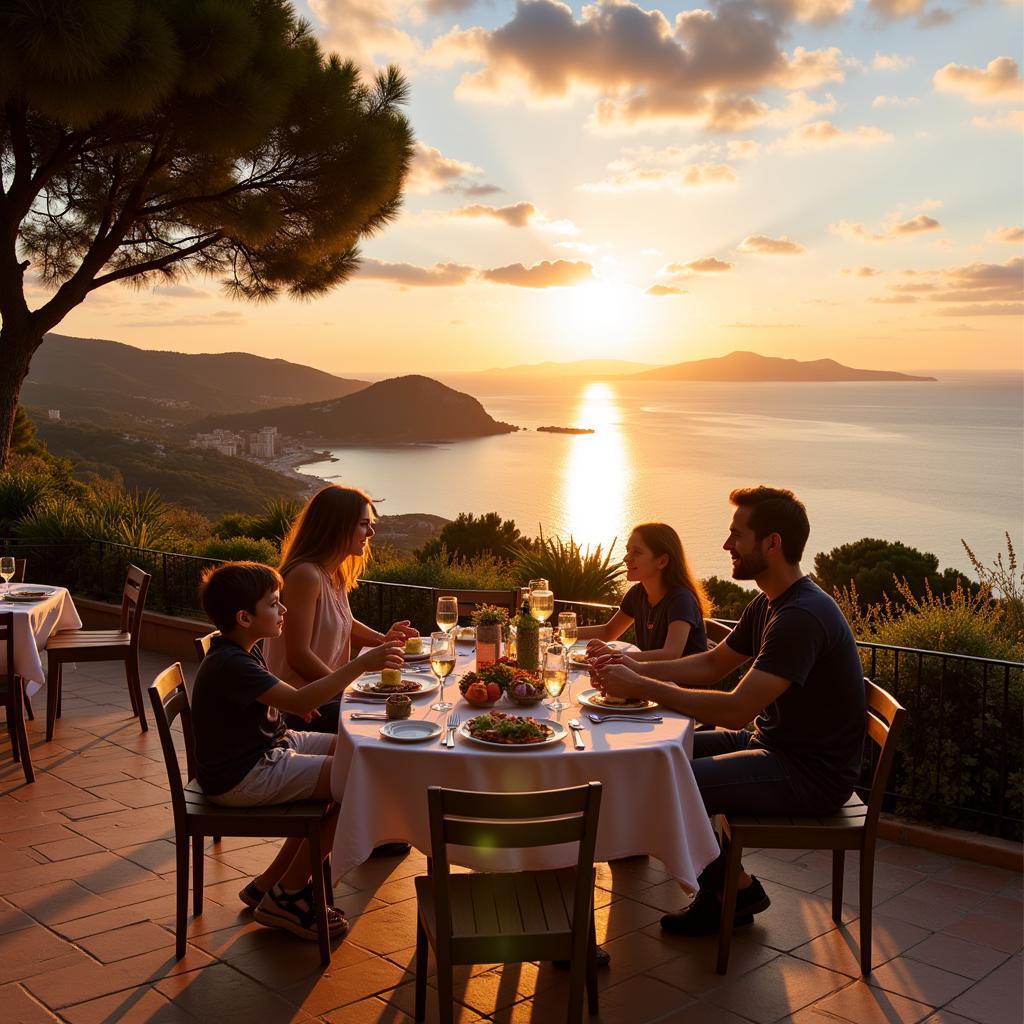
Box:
472 604 509 669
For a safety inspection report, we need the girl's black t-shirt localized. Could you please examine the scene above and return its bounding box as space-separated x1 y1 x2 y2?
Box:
619 584 708 655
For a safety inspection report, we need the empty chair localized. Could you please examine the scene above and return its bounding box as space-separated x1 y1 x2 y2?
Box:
13 558 26 583
415 783 603 1023
1 612 33 783
149 663 336 964
714 679 906 975
45 564 151 737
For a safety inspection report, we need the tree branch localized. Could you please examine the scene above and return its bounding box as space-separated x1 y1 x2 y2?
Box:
90 232 223 288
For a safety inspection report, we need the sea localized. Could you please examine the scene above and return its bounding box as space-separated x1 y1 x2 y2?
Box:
296 373 1024 580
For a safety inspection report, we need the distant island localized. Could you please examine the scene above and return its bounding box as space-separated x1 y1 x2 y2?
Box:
537 426 595 434
628 351 936 383
197 375 518 444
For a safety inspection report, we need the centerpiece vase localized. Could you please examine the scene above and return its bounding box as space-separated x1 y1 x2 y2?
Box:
475 625 502 669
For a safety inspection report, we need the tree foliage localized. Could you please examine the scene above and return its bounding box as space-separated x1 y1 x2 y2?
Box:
512 532 625 603
0 0 413 465
416 511 526 563
701 575 754 620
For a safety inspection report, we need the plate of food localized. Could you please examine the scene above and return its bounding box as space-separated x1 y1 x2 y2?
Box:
353 670 439 700
569 640 638 669
460 711 566 749
454 626 476 644
401 636 430 662
2 587 54 603
379 720 442 743
577 687 659 713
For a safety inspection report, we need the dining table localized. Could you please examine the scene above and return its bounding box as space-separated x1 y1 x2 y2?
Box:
329 640 720 891
0 584 82 698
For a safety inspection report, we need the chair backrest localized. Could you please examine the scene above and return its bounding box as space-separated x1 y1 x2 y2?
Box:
705 618 732 646
862 679 907 825
427 783 602 945
436 588 522 621
0 611 13 694
148 663 196 827
194 630 219 662
120 564 152 642
13 558 26 583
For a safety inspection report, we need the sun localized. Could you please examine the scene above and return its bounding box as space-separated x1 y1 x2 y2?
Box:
547 278 649 354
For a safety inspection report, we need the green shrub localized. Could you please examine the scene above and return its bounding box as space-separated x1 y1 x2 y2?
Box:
250 497 303 543
0 466 57 532
963 533 1024 648
211 512 260 540
512 533 624 602
370 547 517 590
198 536 280 564
416 512 526 562
702 575 754 620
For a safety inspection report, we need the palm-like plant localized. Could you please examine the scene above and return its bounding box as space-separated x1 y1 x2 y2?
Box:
513 533 625 603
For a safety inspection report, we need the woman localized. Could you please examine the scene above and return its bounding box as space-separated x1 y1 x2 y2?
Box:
578 522 710 661
263 484 418 733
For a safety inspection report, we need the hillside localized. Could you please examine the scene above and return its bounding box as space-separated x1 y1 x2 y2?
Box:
35 421 308 517
196 375 518 443
629 351 936 382
22 334 369 426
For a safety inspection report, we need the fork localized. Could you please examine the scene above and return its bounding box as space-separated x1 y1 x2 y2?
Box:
587 713 663 724
444 711 460 748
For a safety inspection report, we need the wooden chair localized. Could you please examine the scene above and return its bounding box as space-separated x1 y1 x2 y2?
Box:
705 618 732 646
193 630 218 662
149 663 336 964
45 564 151 738
415 783 603 1024
434 588 522 621
1 612 33 783
714 680 906 975
13 558 26 583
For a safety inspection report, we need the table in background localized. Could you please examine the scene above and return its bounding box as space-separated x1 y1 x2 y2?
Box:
0 586 82 697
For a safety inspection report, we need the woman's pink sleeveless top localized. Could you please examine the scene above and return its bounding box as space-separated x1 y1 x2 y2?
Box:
264 565 353 683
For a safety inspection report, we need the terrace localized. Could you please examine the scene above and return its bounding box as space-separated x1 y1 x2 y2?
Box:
2 641 1021 1024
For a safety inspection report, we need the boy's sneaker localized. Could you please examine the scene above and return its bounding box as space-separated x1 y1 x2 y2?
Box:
238 880 266 910
254 883 349 941
660 877 771 936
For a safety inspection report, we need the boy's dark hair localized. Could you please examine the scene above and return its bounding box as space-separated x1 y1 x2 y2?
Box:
200 561 283 634
729 486 810 564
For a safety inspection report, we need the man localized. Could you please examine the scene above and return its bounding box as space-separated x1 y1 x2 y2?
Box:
593 486 866 935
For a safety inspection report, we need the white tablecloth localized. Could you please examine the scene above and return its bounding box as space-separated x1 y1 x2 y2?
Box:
330 644 719 890
0 586 82 696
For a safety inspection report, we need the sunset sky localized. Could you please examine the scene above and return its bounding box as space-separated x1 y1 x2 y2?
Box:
54 0 1024 375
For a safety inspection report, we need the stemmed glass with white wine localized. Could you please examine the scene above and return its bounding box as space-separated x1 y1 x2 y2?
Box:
0 556 15 596
435 595 459 634
429 631 456 713
543 643 570 712
557 611 578 670
530 588 554 625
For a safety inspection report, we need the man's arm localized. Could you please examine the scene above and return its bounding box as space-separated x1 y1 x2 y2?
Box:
594 661 791 729
616 639 750 686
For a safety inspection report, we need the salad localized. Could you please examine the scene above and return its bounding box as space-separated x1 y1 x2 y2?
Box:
466 711 552 745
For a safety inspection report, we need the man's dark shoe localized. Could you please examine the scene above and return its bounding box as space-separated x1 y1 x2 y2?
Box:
660 877 770 937
553 945 611 970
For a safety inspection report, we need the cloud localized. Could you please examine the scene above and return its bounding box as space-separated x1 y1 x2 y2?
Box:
446 201 579 233
430 0 856 132
971 109 1024 130
842 266 882 276
151 284 209 299
869 295 918 304
778 120 894 149
646 284 688 296
868 0 954 26
727 139 762 159
892 215 942 235
873 52 913 71
119 311 245 327
581 161 736 192
405 141 501 196
872 95 919 108
869 256 1024 314
307 0 422 69
426 0 475 12
987 225 1024 243
661 257 734 276
480 259 593 288
935 303 1024 317
358 258 477 287
831 210 944 242
933 57 1024 103
736 234 806 254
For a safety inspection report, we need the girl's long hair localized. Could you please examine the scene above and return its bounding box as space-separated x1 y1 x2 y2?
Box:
631 522 711 619
278 485 373 591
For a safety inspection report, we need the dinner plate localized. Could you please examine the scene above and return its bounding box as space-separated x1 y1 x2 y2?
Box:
1 587 54 603
401 642 431 662
353 675 440 700
379 720 442 743
577 687 659 713
459 715 567 750
454 628 476 644
569 640 638 668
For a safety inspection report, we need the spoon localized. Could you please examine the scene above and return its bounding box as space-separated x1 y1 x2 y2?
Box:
568 718 585 750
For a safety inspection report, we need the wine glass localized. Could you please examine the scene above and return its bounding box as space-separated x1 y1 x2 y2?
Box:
429 630 456 712
0 556 14 596
436 595 458 634
530 589 554 624
543 643 569 711
557 611 578 668
528 578 549 594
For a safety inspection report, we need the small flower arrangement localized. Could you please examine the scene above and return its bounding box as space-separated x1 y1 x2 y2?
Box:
471 604 509 627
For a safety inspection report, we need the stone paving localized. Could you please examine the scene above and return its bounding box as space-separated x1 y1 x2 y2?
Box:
1 651 1021 1024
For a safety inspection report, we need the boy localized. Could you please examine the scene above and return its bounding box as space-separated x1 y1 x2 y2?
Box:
192 561 404 941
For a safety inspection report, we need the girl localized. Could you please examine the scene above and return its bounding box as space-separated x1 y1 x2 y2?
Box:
263 484 417 732
578 522 710 661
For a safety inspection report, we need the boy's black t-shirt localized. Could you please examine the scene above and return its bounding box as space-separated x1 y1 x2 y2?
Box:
725 576 866 803
619 583 708 655
191 635 288 796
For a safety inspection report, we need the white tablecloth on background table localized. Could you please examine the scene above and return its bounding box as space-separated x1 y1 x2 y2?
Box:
330 643 719 890
0 586 82 696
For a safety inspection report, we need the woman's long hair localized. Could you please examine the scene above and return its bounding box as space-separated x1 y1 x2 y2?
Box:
279 485 373 591
631 522 711 619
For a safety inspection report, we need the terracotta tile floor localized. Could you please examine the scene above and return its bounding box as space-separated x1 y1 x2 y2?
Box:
1 653 1020 1024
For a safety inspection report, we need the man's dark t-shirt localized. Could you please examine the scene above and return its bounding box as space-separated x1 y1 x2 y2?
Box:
619 584 708 655
191 635 288 796
725 576 866 805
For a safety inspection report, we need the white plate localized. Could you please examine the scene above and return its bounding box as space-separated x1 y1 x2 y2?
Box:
577 688 659 713
1 587 54 603
379 720 442 743
459 715 567 750
569 640 638 668
353 675 439 700
401 644 431 662
454 628 476 644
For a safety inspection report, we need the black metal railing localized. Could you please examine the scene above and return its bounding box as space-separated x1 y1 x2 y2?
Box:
5 537 1022 840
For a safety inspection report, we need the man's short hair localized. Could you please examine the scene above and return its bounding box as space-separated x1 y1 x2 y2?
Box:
200 561 283 634
729 486 810 564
